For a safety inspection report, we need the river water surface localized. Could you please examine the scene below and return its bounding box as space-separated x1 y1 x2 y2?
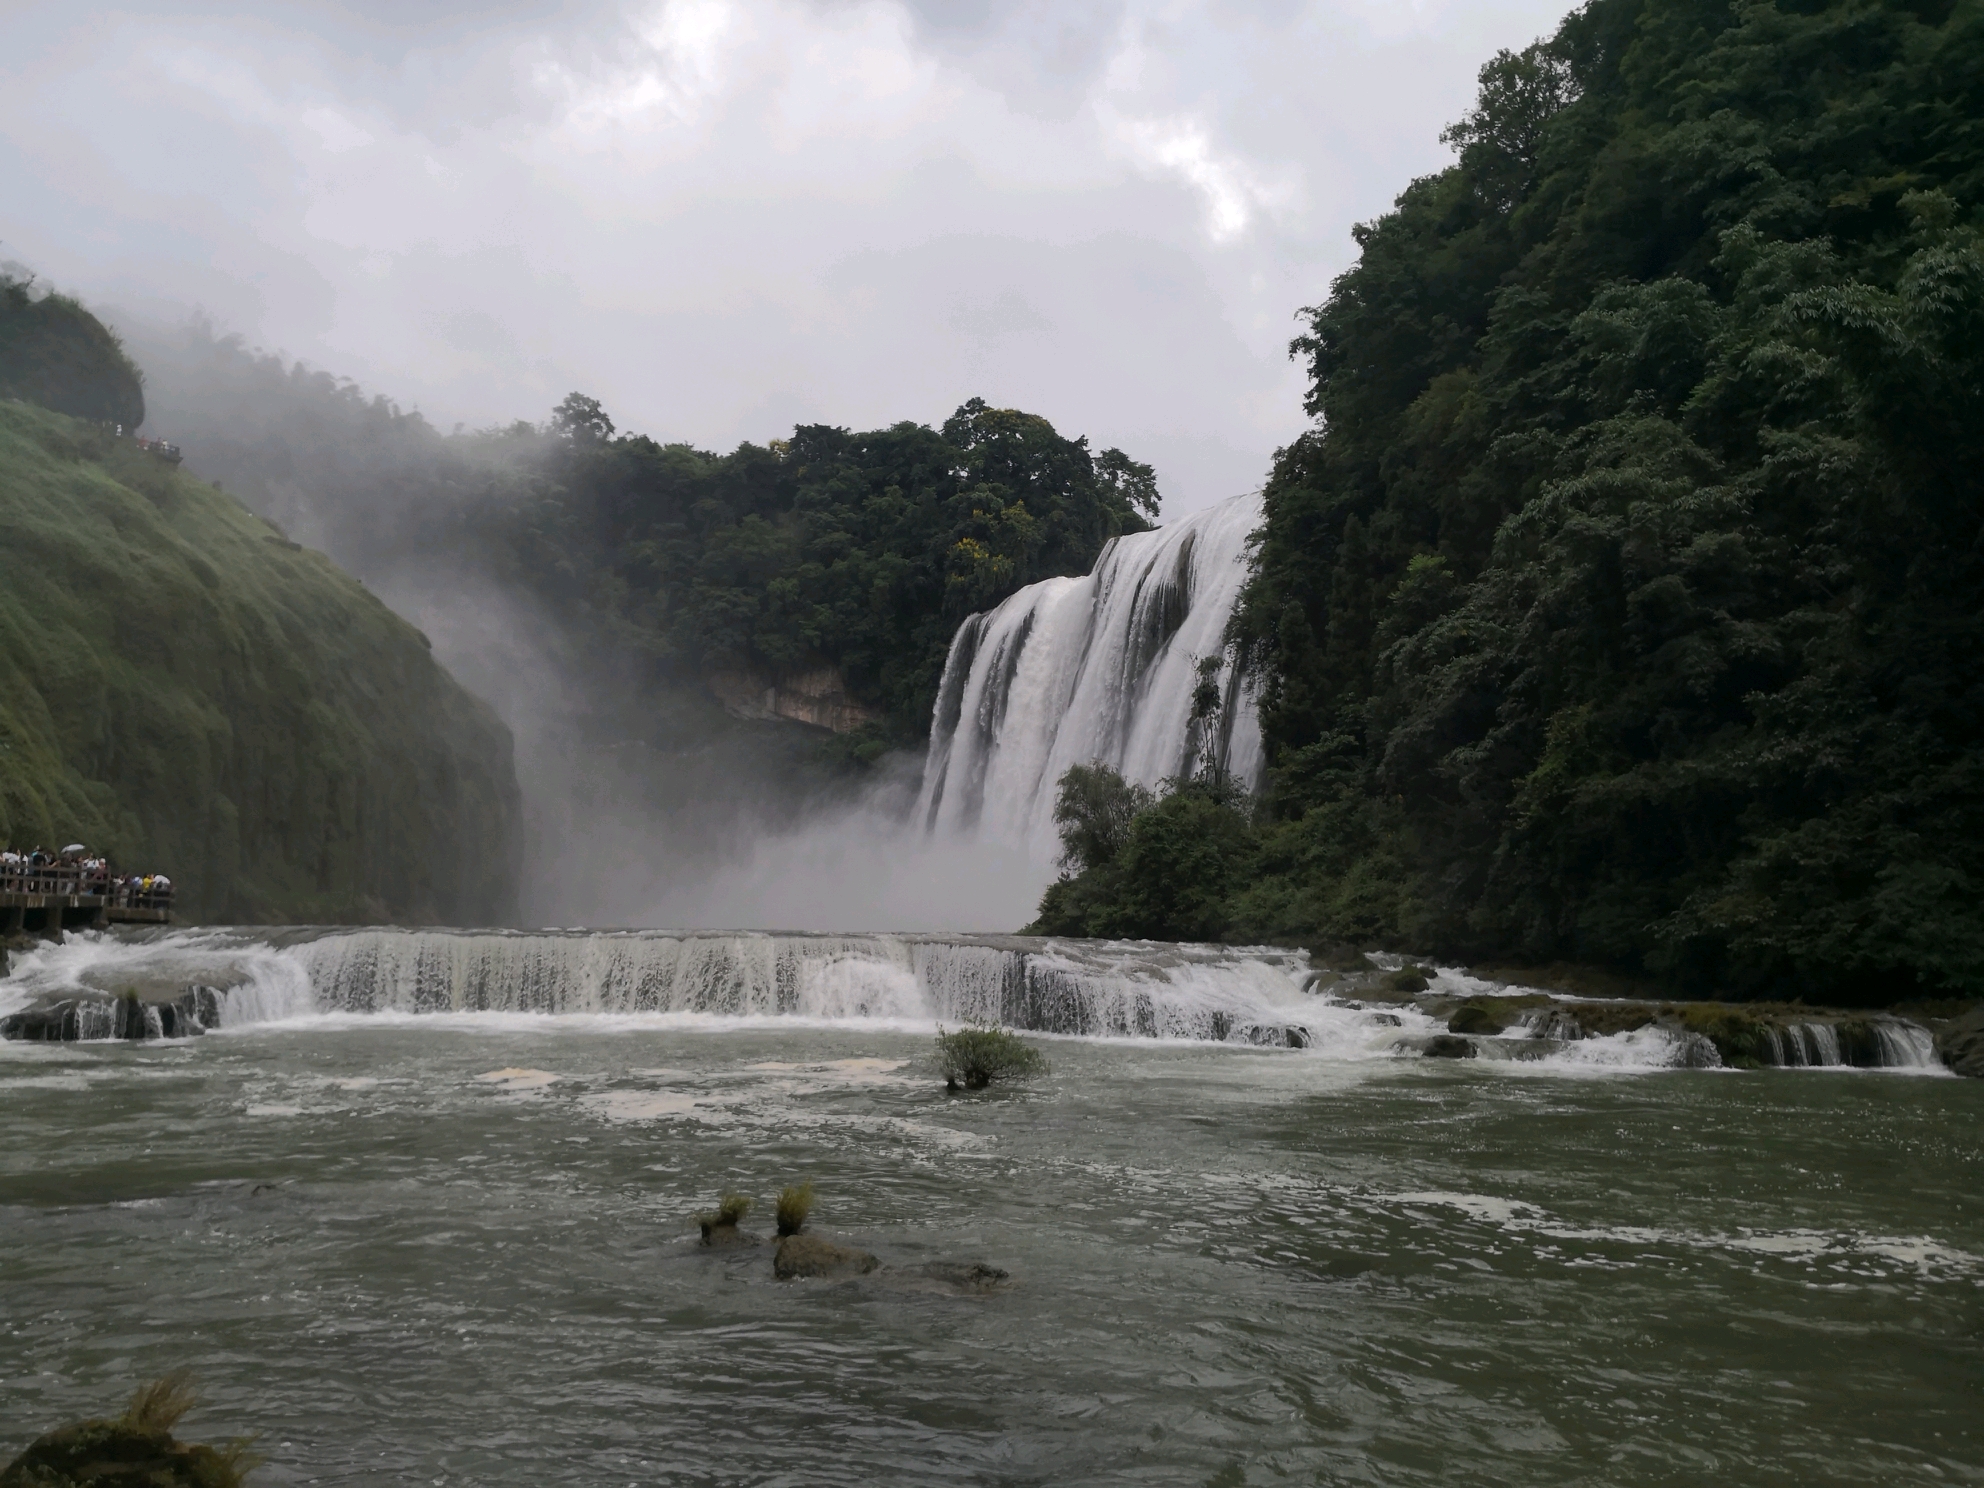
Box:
2 1005 1979 1486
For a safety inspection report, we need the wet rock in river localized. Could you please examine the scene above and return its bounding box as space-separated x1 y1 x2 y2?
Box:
869 1261 1013 1296
1446 1002 1507 1035
0 986 222 1043
1937 1005 1984 1078
1423 1034 1477 1059
0 1002 77 1041
1 1372 255 1488
910 1261 1010 1293
774 1233 880 1280
0 1419 249 1488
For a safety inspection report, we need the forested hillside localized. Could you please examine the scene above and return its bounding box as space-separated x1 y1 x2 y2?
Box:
1038 0 1984 1005
514 393 1158 741
0 306 522 925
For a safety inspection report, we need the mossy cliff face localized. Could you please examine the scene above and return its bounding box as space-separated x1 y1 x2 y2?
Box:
0 401 521 924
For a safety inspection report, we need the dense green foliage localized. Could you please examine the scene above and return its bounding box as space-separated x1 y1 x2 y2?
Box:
1040 0 1984 1004
0 400 521 924
128 321 1157 747
1032 766 1253 942
0 273 145 431
495 394 1157 740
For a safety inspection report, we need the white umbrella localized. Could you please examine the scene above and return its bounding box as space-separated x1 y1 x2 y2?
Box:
61 843 87 856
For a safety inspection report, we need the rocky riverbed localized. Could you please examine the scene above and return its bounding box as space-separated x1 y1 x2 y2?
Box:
1310 955 1971 1074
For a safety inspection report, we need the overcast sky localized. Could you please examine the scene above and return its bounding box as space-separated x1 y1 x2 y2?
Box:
3 0 1570 515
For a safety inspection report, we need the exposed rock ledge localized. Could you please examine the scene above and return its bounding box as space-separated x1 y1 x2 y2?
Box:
1937 1004 1984 1079
1 986 223 1041
706 666 878 734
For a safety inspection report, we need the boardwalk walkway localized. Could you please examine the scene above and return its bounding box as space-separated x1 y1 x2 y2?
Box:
0 862 173 935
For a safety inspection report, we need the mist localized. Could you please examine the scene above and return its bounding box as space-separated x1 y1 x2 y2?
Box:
109 311 1056 931
374 563 1051 932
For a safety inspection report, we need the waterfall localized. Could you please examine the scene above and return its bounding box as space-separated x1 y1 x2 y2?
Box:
289 928 1350 1044
1733 1018 1939 1069
916 492 1265 852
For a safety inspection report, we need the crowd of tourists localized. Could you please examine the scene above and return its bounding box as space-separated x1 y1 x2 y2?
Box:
0 845 173 907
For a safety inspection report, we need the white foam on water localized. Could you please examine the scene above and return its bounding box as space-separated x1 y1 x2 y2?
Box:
1539 1026 1710 1071
0 1073 94 1092
1383 1191 1980 1279
2 927 1943 1077
581 1090 701 1121
476 1068 561 1089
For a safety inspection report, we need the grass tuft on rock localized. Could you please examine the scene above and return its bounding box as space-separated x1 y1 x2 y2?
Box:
696 1191 753 1235
122 1369 201 1434
936 1026 1049 1091
775 1182 815 1238
0 1371 262 1488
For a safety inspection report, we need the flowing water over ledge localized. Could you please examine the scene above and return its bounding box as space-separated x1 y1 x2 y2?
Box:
0 927 1948 1071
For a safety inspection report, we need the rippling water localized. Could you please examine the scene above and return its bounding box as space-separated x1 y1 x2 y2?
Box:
2 1020 1979 1485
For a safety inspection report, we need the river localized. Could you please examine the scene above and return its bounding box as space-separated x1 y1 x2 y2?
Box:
1 931 1979 1485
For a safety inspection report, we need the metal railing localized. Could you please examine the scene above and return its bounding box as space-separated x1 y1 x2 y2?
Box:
0 862 174 910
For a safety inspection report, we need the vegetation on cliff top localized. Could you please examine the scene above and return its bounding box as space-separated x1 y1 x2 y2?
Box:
1 271 145 431
1037 0 1984 1006
126 321 1160 749
508 392 1158 743
0 397 521 924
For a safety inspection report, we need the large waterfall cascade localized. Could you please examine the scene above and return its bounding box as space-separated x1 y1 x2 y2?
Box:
916 491 1266 853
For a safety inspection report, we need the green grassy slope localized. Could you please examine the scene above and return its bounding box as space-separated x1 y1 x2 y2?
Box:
0 400 521 924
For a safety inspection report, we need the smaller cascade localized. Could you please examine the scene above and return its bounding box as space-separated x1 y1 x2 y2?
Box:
291 928 1346 1044
917 492 1264 853
1755 1018 1940 1070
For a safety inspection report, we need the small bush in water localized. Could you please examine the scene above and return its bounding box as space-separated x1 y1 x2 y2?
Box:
697 1192 752 1239
0 1368 262 1488
936 1026 1048 1090
775 1182 815 1237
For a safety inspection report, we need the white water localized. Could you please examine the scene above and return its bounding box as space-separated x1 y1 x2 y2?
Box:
0 927 1422 1053
917 492 1264 852
1 930 1947 1072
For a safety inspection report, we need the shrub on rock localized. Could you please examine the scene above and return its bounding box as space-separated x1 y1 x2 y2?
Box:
935 1026 1048 1090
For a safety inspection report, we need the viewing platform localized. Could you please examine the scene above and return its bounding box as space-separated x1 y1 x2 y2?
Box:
0 863 173 936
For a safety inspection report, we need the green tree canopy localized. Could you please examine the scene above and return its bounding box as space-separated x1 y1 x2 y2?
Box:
1045 0 1984 1003
496 396 1156 738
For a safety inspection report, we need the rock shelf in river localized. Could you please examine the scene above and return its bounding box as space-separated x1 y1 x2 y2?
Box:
0 985 223 1042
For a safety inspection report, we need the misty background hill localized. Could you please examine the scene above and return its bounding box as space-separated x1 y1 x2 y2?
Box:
110 312 1158 928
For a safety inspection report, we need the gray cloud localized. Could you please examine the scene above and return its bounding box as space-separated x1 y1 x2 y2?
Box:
2 0 1573 514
